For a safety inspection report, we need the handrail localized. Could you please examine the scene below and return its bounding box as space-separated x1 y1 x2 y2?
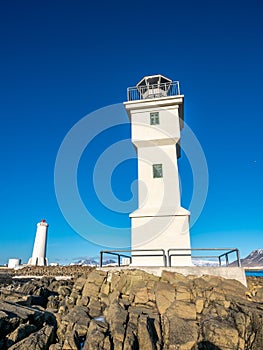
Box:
100 248 241 268
168 248 241 267
99 251 131 267
100 249 167 267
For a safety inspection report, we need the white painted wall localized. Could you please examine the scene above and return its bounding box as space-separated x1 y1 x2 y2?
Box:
8 258 21 268
131 214 191 266
130 106 180 147
135 144 181 215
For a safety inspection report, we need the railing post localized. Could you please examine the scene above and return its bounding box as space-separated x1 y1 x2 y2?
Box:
118 254 121 266
236 249 241 267
225 253 229 266
100 251 103 268
167 250 171 267
219 256 221 266
163 251 167 267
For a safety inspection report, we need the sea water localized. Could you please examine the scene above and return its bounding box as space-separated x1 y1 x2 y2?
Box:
245 270 263 277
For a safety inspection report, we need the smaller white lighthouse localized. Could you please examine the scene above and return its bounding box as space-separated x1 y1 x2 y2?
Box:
28 219 49 266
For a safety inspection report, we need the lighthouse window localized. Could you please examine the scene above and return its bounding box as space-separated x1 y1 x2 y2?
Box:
150 112 159 125
153 164 163 178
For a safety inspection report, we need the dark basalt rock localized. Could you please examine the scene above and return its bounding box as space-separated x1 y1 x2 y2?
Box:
0 266 262 349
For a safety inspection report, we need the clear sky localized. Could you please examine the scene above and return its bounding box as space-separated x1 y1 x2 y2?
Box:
0 0 262 265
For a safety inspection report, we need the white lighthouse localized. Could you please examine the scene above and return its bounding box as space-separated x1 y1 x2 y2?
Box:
28 219 49 266
124 74 191 266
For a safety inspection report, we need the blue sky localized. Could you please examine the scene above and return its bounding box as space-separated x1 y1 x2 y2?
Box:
0 0 262 264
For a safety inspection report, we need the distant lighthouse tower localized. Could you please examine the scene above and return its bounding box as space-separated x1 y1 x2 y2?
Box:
28 219 49 266
124 74 191 266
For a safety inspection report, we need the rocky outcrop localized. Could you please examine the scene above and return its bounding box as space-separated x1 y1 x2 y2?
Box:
7 265 94 278
8 325 55 350
0 300 56 349
0 267 262 349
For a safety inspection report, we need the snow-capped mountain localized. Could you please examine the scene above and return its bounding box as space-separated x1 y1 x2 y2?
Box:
74 258 98 266
70 257 117 266
192 259 219 267
231 249 263 267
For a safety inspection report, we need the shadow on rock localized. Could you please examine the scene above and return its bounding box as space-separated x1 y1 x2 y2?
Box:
198 341 222 349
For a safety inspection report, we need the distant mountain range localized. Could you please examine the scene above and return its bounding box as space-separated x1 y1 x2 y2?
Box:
192 259 218 267
70 257 117 266
231 249 263 268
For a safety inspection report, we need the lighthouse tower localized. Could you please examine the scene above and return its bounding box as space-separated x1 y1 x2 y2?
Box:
28 219 49 266
124 75 191 266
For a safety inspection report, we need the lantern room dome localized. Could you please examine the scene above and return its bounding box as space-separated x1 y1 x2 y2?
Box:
136 74 172 87
136 74 173 99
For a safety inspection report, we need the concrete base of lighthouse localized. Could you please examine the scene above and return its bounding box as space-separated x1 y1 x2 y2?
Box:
130 207 192 267
28 257 48 266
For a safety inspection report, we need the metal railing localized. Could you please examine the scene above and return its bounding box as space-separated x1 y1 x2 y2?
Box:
100 250 132 267
100 248 241 268
127 81 181 101
100 249 167 267
168 248 241 267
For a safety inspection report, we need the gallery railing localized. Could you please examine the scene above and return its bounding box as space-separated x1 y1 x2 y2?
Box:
127 81 181 101
100 248 241 268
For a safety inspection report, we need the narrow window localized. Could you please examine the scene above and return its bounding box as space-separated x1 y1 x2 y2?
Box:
150 112 159 125
153 164 163 178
